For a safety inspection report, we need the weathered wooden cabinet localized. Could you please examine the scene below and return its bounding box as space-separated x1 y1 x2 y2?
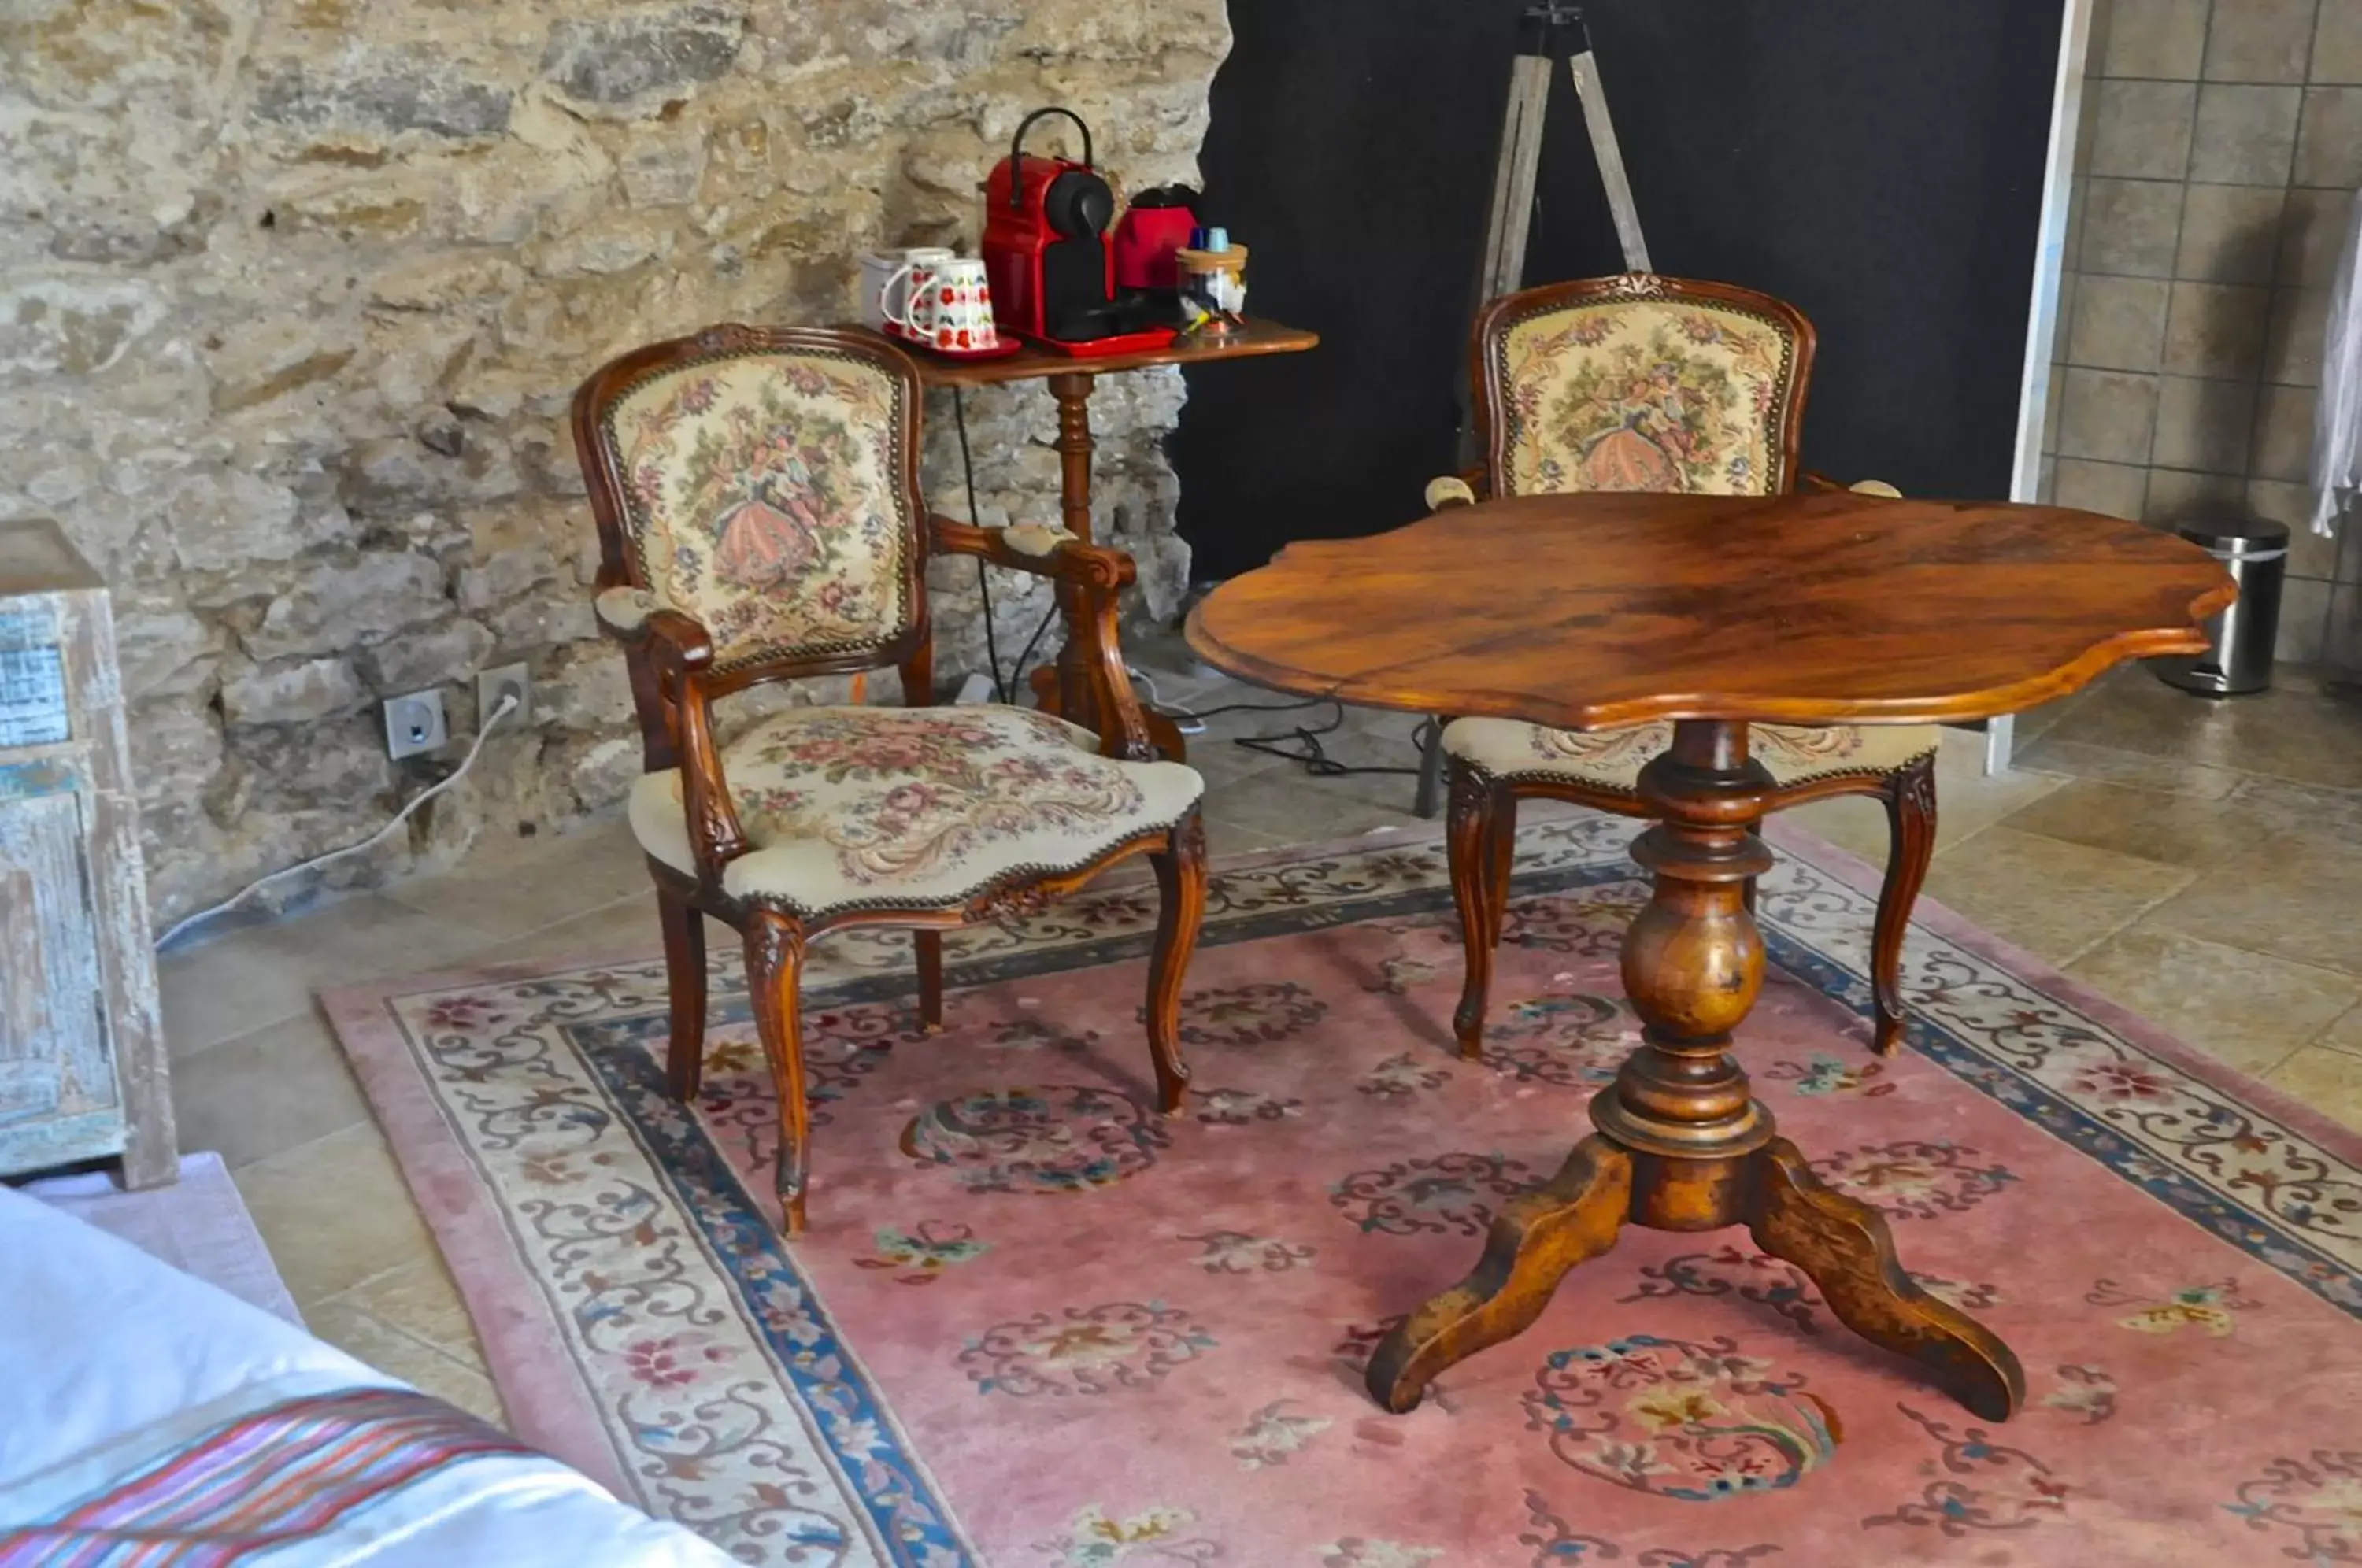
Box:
0 517 174 1187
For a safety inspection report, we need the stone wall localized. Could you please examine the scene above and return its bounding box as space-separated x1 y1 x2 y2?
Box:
2 0 1224 926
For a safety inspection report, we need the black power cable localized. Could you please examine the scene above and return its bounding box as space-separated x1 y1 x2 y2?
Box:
1227 700 1428 778
950 388 1011 704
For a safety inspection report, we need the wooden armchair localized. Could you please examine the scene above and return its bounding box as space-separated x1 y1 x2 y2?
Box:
573 324 1208 1234
1425 275 1938 1060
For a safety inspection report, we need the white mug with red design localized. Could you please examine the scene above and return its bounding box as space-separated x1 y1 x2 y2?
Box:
859 247 952 332
882 256 999 353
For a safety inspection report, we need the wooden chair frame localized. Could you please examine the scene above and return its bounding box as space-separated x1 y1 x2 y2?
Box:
1435 275 1935 1060
574 324 1205 1233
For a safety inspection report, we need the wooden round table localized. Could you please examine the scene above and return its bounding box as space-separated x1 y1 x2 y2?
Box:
1185 490 2233 1423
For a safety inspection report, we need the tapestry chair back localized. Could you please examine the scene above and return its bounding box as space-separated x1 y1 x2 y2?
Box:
1475 276 1816 502
578 326 929 686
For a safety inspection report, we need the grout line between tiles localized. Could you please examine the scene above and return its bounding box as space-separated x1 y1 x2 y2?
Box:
2314 1001 2362 1058
2051 871 2205 969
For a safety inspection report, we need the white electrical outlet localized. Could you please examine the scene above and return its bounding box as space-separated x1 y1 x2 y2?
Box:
477 663 532 728
383 690 448 760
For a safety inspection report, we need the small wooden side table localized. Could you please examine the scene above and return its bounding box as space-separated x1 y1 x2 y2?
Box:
1187 489 2232 1422
872 320 1319 760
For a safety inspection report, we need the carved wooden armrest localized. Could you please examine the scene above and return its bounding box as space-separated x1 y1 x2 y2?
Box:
927 514 1154 762
1800 472 1904 498
594 586 748 878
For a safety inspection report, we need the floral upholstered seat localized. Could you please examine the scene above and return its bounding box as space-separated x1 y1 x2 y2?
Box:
629 705 1202 918
1442 716 1940 794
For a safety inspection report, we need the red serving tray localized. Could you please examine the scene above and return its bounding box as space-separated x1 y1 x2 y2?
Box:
1024 326 1179 357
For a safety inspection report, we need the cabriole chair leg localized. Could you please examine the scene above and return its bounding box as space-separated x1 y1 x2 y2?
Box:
1144 812 1208 1114
655 879 708 1103
1446 761 1504 1060
915 929 945 1032
1870 753 1939 1056
742 911 813 1233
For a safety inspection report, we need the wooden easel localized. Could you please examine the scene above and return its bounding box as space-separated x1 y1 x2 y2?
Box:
1416 2 1652 816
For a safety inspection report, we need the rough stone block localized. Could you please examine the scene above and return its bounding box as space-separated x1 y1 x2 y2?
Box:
538 645 636 730
126 706 226 809
357 619 496 693
219 656 370 724
540 6 746 112
0 277 167 378
246 552 450 661
253 63 512 140
115 604 221 701
489 593 598 651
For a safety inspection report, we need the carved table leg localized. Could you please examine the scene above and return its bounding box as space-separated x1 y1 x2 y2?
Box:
1025 370 1187 764
1038 371 1101 735
1366 1137 1631 1412
1367 720 2022 1420
1748 1138 2023 1421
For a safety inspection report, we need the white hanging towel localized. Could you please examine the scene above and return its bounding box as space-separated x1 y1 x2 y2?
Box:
2312 186 2362 537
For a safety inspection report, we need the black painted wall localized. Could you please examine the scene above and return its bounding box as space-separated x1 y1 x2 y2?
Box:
1172 0 2064 580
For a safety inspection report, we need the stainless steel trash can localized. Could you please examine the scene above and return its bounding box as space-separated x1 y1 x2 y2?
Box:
2150 517 2286 697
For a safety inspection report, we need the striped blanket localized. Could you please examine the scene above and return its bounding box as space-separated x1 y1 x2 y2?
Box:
0 1183 724 1566
0 1385 534 1566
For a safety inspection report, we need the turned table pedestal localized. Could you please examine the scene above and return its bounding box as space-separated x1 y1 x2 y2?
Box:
1186 490 2233 1421
870 319 1317 760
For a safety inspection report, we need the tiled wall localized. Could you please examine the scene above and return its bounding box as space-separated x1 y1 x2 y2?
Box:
2043 0 2362 661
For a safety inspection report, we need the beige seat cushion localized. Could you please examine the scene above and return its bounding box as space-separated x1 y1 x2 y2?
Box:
1442 716 1940 793
630 705 1202 918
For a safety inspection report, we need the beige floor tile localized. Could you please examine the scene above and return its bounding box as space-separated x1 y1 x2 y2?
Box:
160 893 495 1057
478 892 664 966
2052 667 2362 788
235 1122 440 1307
1199 817 1296 859
328 1255 487 1365
383 815 649 941
1993 779 2260 871
2316 1002 2362 1056
1187 735 1309 794
2011 736 2248 799
306 1301 507 1426
172 1011 370 1170
2264 1045 2362 1133
1925 730 2071 840
2146 830 2362 978
2067 922 2360 1078
1206 771 1423 845
2227 775 2362 842
1778 795 1890 866
1779 730 2065 869
2008 681 2101 747
1920 826 2198 967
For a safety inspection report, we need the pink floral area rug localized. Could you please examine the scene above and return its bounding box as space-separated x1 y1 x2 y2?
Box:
323 814 2362 1567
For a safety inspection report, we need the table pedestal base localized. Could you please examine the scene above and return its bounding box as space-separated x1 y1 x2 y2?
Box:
1365 720 2025 1422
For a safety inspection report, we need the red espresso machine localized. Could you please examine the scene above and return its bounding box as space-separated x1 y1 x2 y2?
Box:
983 107 1176 355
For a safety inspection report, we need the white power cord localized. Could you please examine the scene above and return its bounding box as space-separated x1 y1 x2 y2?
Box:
1125 665 1209 735
155 693 521 951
